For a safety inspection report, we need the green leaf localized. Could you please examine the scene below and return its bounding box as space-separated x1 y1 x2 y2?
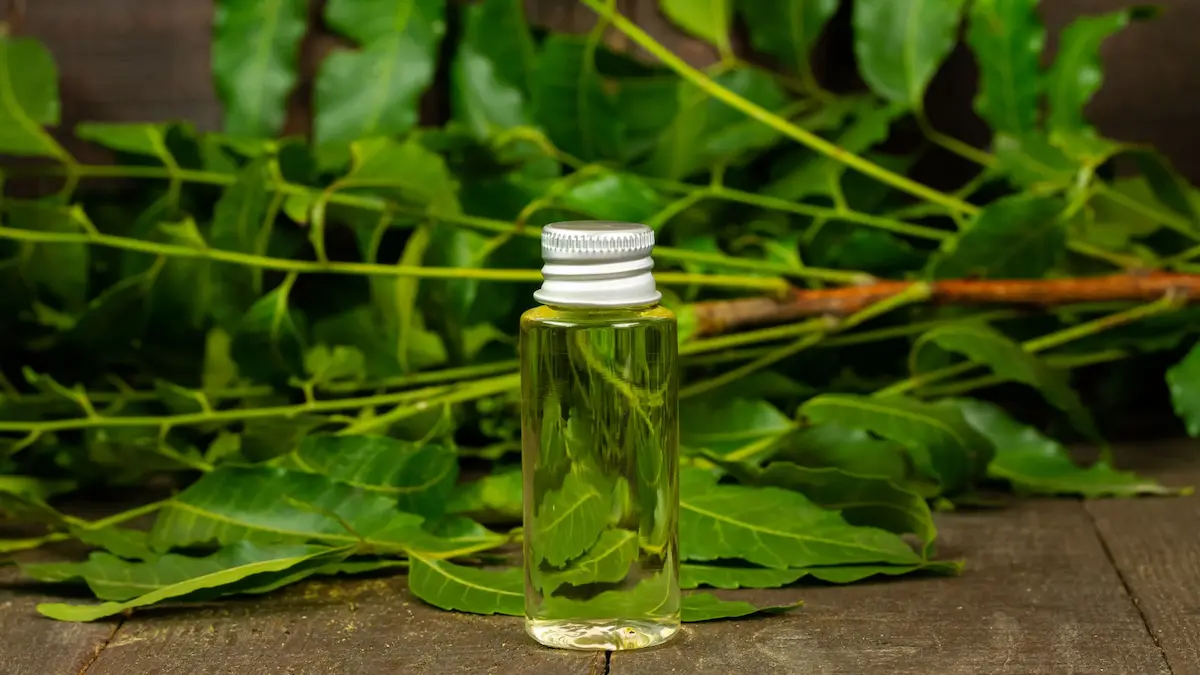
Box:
644 68 787 180
965 0 1043 134
230 278 307 383
805 228 927 275
765 100 904 200
1045 7 1155 132
951 398 1178 497
739 0 838 80
0 36 64 157
660 0 733 55
557 172 665 225
931 195 1066 279
539 529 639 593
1128 150 1200 229
6 201 90 311
69 525 155 561
680 468 922 568
531 36 622 162
35 543 346 622
779 423 916 489
800 394 994 495
538 571 677 623
212 0 307 137
447 467 523 523
681 593 801 622
751 462 936 556
681 562 959 589
210 160 275 325
992 133 1078 189
852 0 967 108
314 0 446 146
680 397 793 462
914 322 1100 441
409 515 509 559
75 123 176 164
149 466 427 551
343 137 461 213
407 554 523 616
533 469 612 566
290 435 458 518
303 344 367 387
1168 341 1200 437
451 0 536 137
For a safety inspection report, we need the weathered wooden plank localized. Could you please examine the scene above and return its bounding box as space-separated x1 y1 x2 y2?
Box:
1086 439 1200 675
86 574 601 675
0 565 118 675
613 500 1169 675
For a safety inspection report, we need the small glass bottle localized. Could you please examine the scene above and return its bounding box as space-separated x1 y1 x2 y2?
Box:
520 221 681 651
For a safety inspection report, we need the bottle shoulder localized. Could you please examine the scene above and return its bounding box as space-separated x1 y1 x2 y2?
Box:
520 304 677 329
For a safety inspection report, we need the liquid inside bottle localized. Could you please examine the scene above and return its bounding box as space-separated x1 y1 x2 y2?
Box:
520 222 680 651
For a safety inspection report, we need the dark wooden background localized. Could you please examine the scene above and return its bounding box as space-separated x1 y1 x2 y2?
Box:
5 0 1200 178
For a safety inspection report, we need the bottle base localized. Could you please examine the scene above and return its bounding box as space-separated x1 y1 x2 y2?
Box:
525 617 681 651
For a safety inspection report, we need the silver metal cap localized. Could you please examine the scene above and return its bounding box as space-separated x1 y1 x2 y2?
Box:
534 221 661 308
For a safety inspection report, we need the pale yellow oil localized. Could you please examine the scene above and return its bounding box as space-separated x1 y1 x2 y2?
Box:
519 303 680 650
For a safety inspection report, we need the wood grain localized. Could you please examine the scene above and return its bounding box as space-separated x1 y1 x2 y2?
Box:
85 574 601 675
1086 439 1200 675
0 565 119 675
612 500 1170 675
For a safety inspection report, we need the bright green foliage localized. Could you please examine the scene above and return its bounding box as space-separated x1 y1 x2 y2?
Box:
0 0 1189 626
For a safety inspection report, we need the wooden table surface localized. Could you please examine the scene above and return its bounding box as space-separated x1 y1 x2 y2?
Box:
2 440 1197 675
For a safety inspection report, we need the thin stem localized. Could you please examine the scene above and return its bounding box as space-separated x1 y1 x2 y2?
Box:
918 349 1129 398
577 0 979 216
680 318 833 356
916 113 996 168
338 374 519 435
1096 183 1200 243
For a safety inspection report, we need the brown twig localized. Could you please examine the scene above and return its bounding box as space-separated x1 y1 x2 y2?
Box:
691 273 1200 337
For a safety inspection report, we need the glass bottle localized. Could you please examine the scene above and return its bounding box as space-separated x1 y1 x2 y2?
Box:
520 221 681 651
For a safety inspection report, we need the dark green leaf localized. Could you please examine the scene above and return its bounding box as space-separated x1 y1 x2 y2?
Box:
914 322 1100 441
314 0 446 146
407 554 523 616
212 0 307 137
852 0 967 108
951 398 1178 497
149 466 426 551
681 562 960 589
0 36 64 157
69 525 155 560
448 468 523 523
35 543 346 622
660 0 733 55
538 529 639 593
680 397 793 462
778 424 917 489
5 201 90 311
931 195 1066 279
680 468 922 568
1045 7 1156 132
557 172 665 224
966 0 1043 134
343 137 461 213
230 278 307 383
681 592 801 622
993 133 1078 190
303 344 367 387
451 0 536 137
210 161 274 325
531 36 622 162
739 0 838 80
290 435 458 518
533 469 612 566
800 394 994 495
1128 150 1200 230
806 228 927 275
1168 341 1200 437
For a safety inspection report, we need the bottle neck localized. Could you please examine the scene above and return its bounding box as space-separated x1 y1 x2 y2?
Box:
533 254 661 308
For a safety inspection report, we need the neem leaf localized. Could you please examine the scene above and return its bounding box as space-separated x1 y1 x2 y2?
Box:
533 470 612 566
210 160 274 326
931 195 1066 280
35 543 347 622
149 466 426 551
681 397 794 461
992 134 1078 190
753 462 937 556
75 123 176 164
452 0 536 137
914 322 1100 441
212 0 307 137
966 0 1043 134
0 36 64 157
659 0 733 55
852 0 967 109
951 398 1179 497
230 278 307 383
538 572 676 623
539 529 639 593
681 593 801 622
739 0 839 80
800 394 994 495
531 36 621 163
291 435 458 519
5 201 91 311
315 0 446 146
779 423 916 489
69 525 155 561
1045 6 1156 132
680 562 960 589
407 554 523 616
448 467 523 523
679 468 922 568
557 172 665 225
1167 342 1200 437
1128 150 1200 230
